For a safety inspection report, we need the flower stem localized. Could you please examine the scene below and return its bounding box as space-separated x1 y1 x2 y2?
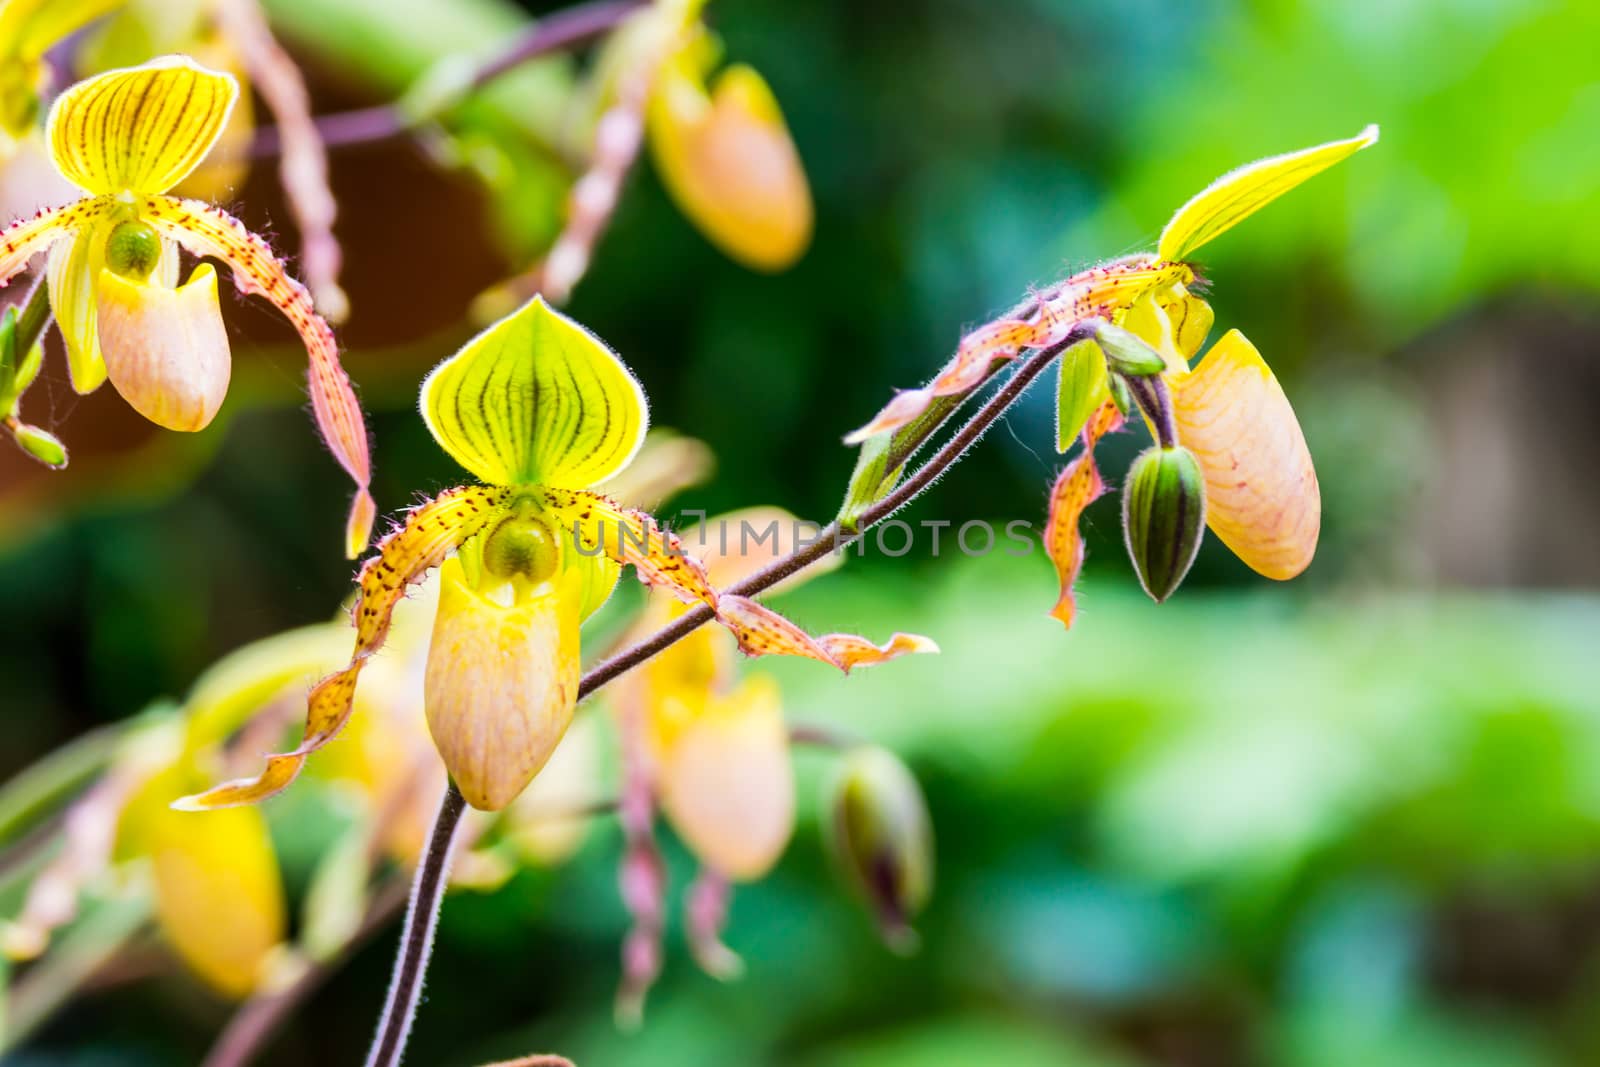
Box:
252 0 648 155
367 328 1087 1063
579 327 1091 699
363 783 467 1067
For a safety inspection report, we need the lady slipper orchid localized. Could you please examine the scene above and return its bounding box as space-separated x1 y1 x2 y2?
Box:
176 296 932 814
991 126 1377 624
0 56 373 555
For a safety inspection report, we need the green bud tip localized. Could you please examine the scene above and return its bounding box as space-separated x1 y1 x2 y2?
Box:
481 514 560 584
827 746 933 953
1122 445 1206 603
10 422 67 469
105 220 163 281
1094 321 1167 377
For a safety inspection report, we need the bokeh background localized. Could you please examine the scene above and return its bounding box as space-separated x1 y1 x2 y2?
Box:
4 0 1600 1063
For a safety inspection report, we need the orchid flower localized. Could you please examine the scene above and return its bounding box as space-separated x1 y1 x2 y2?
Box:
0 56 373 555
176 296 932 815
1044 127 1377 623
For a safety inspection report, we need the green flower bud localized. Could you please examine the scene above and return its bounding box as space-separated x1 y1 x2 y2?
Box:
1122 445 1205 603
105 220 162 281
826 746 933 953
9 422 67 468
1093 321 1167 377
1106 371 1134 418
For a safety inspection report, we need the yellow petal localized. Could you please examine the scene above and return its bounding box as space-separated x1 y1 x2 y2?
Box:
649 59 812 271
424 559 583 812
658 674 794 880
1171 330 1319 580
1157 284 1214 362
46 56 238 195
150 798 285 998
170 33 255 202
173 486 513 810
46 222 107 393
1156 125 1379 261
139 194 372 554
96 263 231 431
421 295 647 488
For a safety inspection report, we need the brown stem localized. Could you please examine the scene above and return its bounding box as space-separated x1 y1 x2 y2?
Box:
251 0 647 156
579 329 1088 700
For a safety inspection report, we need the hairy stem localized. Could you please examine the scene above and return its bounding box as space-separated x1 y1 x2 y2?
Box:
364 784 467 1067
580 329 1088 698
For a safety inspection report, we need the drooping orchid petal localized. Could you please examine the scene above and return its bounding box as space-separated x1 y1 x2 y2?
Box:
424 559 585 811
1157 125 1379 261
1046 401 1124 629
172 485 512 810
648 54 813 272
0 199 106 286
420 295 647 488
1171 329 1320 580
139 194 374 555
45 223 108 392
45 55 238 196
656 674 794 881
96 263 231 431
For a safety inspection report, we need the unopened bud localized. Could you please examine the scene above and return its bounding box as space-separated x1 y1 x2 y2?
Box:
826 746 933 953
1122 445 1205 603
105 220 162 281
1094 321 1167 377
1107 371 1134 417
9 421 66 468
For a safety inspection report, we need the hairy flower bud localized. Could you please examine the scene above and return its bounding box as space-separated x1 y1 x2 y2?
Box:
826 746 933 952
1122 445 1206 603
1093 320 1168 377
8 420 66 468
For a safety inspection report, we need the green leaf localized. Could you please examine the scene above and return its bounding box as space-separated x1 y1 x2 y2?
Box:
1055 339 1109 452
837 394 963 532
420 295 647 488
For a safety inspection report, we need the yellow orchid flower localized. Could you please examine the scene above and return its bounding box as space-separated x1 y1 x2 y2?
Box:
0 56 373 555
1043 126 1378 624
647 32 813 271
0 0 125 152
176 296 932 814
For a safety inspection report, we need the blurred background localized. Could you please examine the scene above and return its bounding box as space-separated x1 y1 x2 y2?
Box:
3 0 1599 1063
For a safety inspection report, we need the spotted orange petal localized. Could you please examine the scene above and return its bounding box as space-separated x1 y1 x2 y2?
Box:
139 194 373 555
1046 401 1124 628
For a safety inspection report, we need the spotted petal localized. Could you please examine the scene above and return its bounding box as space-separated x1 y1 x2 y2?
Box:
0 199 103 291
1046 401 1123 629
139 194 373 555
422 296 647 489
47 56 238 196
173 485 512 809
1171 330 1319 580
1157 125 1379 261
